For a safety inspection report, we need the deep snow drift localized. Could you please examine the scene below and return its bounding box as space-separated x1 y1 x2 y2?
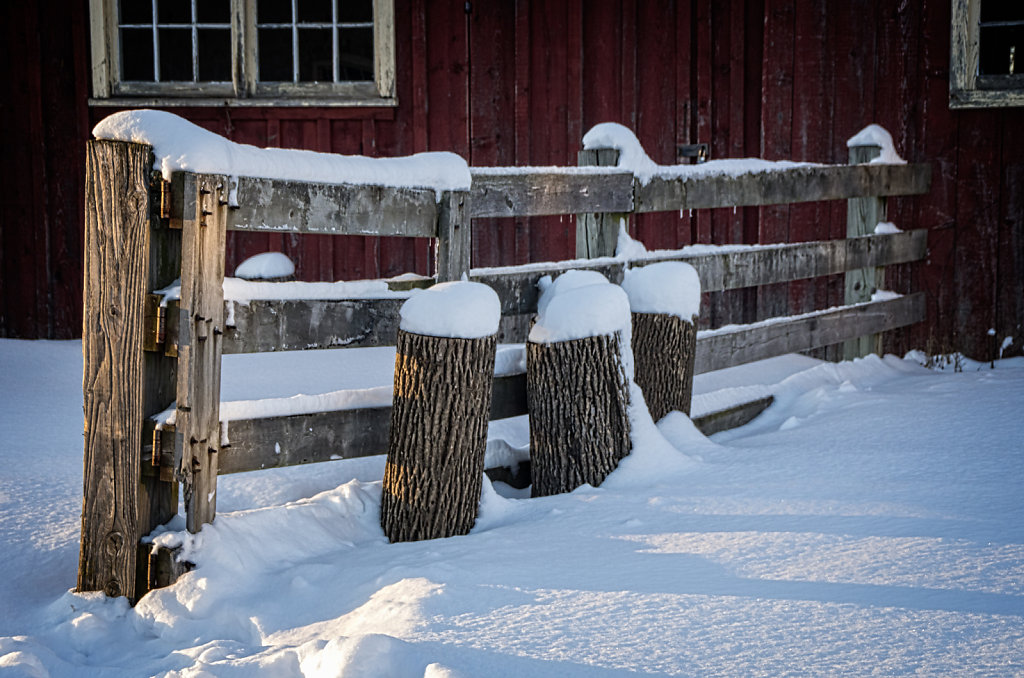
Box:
1 339 1023 677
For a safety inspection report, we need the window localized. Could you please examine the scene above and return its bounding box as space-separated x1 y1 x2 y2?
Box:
950 0 1024 108
89 0 395 106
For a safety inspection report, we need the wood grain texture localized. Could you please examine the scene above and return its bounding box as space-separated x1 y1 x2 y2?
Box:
470 169 633 218
381 330 496 542
224 176 439 237
175 174 226 534
844 144 887 359
695 293 926 374
79 140 150 602
436 191 472 282
576 148 628 258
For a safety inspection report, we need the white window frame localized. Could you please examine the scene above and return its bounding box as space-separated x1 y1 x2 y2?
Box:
89 0 396 107
950 0 1024 108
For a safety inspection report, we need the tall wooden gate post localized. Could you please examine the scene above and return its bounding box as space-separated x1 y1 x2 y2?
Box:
175 174 226 533
576 148 627 258
79 140 179 603
844 143 887 359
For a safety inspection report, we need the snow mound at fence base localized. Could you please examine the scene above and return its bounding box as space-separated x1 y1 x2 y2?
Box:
4 341 1024 676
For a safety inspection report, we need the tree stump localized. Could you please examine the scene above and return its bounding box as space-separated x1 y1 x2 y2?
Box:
527 330 632 497
381 330 497 542
631 312 698 420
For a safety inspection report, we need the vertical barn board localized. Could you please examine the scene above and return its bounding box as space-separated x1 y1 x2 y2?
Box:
997 112 1024 357
634 0 678 251
843 144 886 360
1 1 50 338
40 0 91 339
332 119 374 280
742 0 766 324
693 0 713 246
468 0 516 268
787 1 831 318
224 119 273 274
512 0 533 265
582 1 623 129
410 0 430 154
757 0 794 321
675 0 695 248
529 0 573 263
176 174 226 533
79 140 151 601
954 109 1002 360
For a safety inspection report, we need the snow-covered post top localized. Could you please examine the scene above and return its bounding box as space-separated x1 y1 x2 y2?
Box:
846 124 906 166
399 281 500 339
384 280 501 542
622 262 702 420
529 275 633 352
577 123 645 259
92 110 472 195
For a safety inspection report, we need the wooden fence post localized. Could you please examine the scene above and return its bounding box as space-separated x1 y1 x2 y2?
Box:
844 143 887 359
381 284 498 542
436 190 471 282
175 174 226 533
576 148 627 258
79 140 179 603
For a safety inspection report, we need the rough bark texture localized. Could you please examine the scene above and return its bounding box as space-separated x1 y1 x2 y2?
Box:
632 312 698 421
527 331 632 497
381 330 496 542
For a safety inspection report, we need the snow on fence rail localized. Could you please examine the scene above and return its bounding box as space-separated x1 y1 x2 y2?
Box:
79 126 931 604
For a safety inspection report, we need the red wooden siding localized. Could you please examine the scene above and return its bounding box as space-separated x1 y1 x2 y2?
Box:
2 0 1022 361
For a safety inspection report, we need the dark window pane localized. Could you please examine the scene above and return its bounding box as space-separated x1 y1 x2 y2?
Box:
338 0 371 23
257 0 292 24
980 25 1024 75
120 28 155 80
981 3 1024 23
298 0 332 23
159 27 193 80
259 28 293 80
198 28 231 80
338 26 372 80
197 0 231 24
119 0 152 25
157 0 191 24
299 28 332 81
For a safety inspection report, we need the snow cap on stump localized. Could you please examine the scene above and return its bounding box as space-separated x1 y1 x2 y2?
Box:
234 252 296 280
536 269 611 317
530 279 632 344
399 281 500 339
621 262 701 321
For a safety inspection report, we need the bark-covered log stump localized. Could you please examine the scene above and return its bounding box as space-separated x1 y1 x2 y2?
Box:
621 262 702 421
381 282 500 543
527 280 633 497
631 312 698 420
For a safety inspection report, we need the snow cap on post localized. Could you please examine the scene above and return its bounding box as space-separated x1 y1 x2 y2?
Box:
621 262 702 321
530 281 632 344
399 281 500 339
846 124 906 165
536 269 610 317
582 122 660 184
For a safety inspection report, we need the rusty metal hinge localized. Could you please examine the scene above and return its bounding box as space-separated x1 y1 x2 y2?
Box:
143 294 166 352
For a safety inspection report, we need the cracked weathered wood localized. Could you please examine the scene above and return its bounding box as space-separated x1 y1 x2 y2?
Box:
695 293 926 374
470 168 633 218
381 330 496 542
844 144 887 359
527 331 632 497
436 190 472 282
576 148 629 258
175 174 226 534
632 312 698 420
223 176 439 237
79 140 151 602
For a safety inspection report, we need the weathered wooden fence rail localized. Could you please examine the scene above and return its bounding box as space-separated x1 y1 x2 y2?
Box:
80 135 931 602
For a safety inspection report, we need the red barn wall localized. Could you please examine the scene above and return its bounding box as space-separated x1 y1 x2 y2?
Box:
2 0 1022 360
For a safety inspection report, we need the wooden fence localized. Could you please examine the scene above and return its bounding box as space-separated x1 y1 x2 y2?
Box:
79 136 931 602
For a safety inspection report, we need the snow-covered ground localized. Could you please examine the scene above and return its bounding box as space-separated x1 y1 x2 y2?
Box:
2 338 1023 677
